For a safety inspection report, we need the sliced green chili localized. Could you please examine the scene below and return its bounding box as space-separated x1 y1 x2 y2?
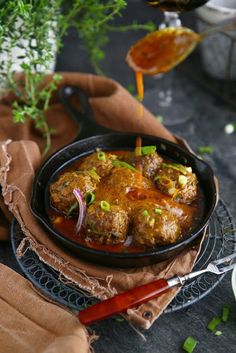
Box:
141 145 156 155
97 151 106 161
222 304 231 322
112 160 137 172
154 208 162 215
182 336 198 353
207 317 221 332
100 200 110 212
142 210 149 216
85 192 95 206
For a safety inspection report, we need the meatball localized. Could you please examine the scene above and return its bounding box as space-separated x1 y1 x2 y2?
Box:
122 152 163 179
79 151 117 178
132 204 181 246
154 163 197 204
105 167 153 191
85 202 129 244
50 171 96 214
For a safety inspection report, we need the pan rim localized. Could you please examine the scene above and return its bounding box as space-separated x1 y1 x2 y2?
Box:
31 132 218 260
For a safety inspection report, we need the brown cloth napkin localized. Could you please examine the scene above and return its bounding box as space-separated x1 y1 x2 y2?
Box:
0 72 202 330
0 263 91 353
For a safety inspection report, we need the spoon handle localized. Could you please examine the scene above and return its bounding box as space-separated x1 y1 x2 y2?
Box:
78 278 170 325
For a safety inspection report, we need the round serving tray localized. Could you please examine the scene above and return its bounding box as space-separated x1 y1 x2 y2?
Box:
11 199 236 314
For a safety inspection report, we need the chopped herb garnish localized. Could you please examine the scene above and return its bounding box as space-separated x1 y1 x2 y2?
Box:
198 146 213 155
222 304 231 322
178 175 188 186
66 202 77 217
115 316 125 323
112 160 138 172
100 200 110 212
154 208 162 215
85 192 95 206
215 330 222 336
142 210 149 216
162 162 187 175
182 336 198 353
149 217 155 226
88 168 101 182
207 316 221 332
97 151 106 161
156 115 163 123
153 175 160 181
126 84 136 94
141 145 156 155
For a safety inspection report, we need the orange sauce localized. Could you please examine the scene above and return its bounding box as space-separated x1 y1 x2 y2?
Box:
48 151 205 254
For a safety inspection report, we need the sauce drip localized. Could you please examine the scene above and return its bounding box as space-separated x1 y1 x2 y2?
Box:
135 72 144 184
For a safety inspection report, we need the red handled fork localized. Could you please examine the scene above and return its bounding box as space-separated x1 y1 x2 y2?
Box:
78 253 236 325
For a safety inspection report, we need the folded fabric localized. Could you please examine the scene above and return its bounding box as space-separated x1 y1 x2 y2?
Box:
0 263 91 353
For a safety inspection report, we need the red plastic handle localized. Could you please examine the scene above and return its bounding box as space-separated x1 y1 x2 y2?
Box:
79 278 170 325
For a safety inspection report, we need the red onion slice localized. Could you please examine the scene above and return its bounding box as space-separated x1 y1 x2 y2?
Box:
124 235 133 247
73 188 86 234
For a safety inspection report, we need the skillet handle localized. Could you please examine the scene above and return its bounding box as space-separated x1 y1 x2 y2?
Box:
78 278 170 325
59 85 112 139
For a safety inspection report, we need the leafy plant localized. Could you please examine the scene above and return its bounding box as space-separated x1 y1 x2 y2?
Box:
0 0 154 156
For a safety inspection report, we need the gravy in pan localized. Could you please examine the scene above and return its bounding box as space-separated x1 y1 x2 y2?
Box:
48 150 205 253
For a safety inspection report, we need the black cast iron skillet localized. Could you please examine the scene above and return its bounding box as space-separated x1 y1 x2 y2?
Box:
31 86 218 268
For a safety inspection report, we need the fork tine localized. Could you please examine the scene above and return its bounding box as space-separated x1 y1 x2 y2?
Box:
219 263 236 273
212 252 236 266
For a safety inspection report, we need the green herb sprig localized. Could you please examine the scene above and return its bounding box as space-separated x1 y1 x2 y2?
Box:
0 0 155 156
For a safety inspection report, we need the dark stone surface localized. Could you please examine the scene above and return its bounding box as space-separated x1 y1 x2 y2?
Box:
1 1 236 352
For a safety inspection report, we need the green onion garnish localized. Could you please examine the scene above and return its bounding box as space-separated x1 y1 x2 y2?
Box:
112 160 138 172
141 146 156 155
100 200 110 212
178 175 188 186
115 316 125 323
149 217 155 226
85 192 95 206
182 336 198 353
88 168 101 182
155 115 163 123
207 317 221 332
215 330 222 336
142 210 149 216
66 202 77 217
97 151 106 161
162 163 187 175
154 208 162 215
153 175 160 181
198 146 213 155
222 304 231 322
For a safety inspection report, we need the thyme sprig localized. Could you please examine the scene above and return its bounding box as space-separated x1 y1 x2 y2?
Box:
0 0 154 155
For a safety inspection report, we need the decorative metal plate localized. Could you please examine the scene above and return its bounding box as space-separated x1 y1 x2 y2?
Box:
11 199 236 313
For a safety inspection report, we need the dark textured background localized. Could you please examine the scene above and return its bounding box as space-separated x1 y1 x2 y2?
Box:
1 1 236 352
